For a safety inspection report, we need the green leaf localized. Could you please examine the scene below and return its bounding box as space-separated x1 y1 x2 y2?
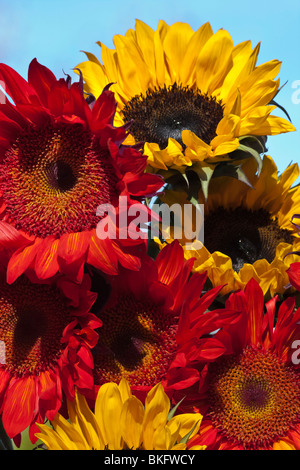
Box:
211 162 255 188
237 143 263 176
191 164 215 201
167 396 186 422
238 135 267 154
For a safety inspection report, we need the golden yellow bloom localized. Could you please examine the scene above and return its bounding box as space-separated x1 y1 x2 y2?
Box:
157 155 300 298
76 19 295 188
35 379 204 450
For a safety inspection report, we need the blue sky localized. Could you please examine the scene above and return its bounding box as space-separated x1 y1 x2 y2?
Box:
0 0 299 177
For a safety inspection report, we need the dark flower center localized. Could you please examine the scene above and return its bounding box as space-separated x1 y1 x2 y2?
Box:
45 160 77 193
0 276 72 377
122 83 224 149
204 207 294 271
93 295 177 387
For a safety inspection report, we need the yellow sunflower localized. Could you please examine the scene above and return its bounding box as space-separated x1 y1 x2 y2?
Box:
76 19 295 192
156 154 300 298
35 379 205 450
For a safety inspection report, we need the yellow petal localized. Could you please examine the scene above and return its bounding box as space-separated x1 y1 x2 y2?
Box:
135 20 156 75
112 34 151 96
238 105 275 135
239 59 282 91
35 423 69 450
179 22 213 86
239 79 279 114
216 114 241 136
171 443 187 450
72 392 103 450
118 377 132 403
120 396 144 449
219 41 260 102
94 382 124 449
145 139 187 170
195 29 234 94
153 20 171 86
182 130 211 161
211 136 240 156
142 383 170 450
167 412 202 443
152 425 172 450
163 22 194 82
76 60 107 98
247 114 296 136
233 41 260 79
51 413 88 450
189 445 207 450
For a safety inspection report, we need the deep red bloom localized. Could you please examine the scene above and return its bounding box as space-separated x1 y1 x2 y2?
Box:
88 240 235 402
0 271 101 444
0 59 163 283
166 278 300 450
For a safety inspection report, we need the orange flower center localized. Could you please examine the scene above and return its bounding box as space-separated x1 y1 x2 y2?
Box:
93 295 177 387
0 277 72 377
207 345 300 449
122 83 223 149
0 123 118 238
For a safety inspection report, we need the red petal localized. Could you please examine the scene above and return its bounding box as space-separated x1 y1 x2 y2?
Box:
127 173 164 197
38 369 62 421
6 238 43 283
0 101 29 128
28 58 57 107
47 79 71 116
262 295 278 347
91 88 116 130
57 231 90 264
57 232 91 282
0 63 40 105
0 118 22 143
2 376 37 437
87 234 118 274
0 368 11 410
34 236 59 279
112 239 143 271
287 262 300 290
0 221 30 255
244 278 264 346
166 366 200 390
15 103 51 126
186 338 227 362
156 240 184 286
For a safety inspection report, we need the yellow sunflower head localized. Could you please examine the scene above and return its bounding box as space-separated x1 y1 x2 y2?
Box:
156 154 300 298
35 379 204 450
76 20 295 195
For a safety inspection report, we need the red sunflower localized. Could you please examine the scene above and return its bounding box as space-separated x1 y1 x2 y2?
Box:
88 240 236 400
0 59 163 283
0 270 101 445
167 278 300 450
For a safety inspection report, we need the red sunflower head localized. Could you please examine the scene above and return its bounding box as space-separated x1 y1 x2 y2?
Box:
167 278 300 450
88 240 230 400
0 269 101 445
0 59 163 283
